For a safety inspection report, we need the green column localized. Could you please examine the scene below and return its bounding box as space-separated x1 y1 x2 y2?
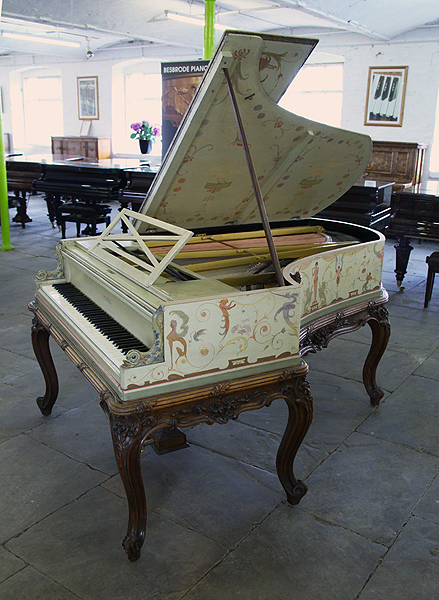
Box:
204 0 216 60
0 111 13 251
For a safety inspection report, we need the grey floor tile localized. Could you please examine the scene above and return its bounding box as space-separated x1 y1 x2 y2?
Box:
358 517 439 600
0 348 42 379
343 312 439 354
187 506 386 600
6 486 227 600
413 347 439 381
187 417 286 473
0 547 26 584
298 370 378 454
358 375 439 455
16 344 98 411
0 311 37 358
103 444 283 547
28 399 119 475
300 432 439 546
0 566 78 600
0 382 64 444
0 434 108 544
414 473 439 526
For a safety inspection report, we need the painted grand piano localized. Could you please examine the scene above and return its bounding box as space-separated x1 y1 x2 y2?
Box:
29 31 390 561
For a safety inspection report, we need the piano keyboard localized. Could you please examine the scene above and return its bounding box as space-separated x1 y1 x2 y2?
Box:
52 283 149 356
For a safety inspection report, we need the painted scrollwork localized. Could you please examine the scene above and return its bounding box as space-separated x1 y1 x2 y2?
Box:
122 307 164 367
35 243 64 282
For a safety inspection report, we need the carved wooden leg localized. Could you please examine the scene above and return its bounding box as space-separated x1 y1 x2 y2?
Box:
276 376 313 505
394 236 413 288
101 398 148 562
363 305 391 406
31 316 59 416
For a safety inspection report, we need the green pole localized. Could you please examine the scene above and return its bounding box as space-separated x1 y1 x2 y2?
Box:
0 110 13 251
204 0 216 60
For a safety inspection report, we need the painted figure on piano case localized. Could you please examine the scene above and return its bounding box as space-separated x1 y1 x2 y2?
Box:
166 310 189 366
218 298 236 340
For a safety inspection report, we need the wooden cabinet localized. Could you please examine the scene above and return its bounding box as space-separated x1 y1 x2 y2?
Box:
51 136 111 159
364 141 427 188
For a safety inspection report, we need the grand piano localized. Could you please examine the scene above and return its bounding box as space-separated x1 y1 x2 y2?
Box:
29 31 390 561
5 155 41 227
33 160 127 232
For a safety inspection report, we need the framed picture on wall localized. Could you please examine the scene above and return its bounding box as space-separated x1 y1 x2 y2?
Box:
364 66 408 126
77 76 99 120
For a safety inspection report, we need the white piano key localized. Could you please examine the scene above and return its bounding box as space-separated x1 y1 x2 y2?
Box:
40 286 125 367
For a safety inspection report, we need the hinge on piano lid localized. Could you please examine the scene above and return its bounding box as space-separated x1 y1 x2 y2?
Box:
84 208 193 288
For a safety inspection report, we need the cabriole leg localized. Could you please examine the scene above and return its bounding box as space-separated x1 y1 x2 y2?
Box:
31 316 59 416
101 400 148 562
363 305 391 406
276 376 313 505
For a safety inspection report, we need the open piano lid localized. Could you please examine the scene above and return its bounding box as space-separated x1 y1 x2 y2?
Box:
136 31 372 234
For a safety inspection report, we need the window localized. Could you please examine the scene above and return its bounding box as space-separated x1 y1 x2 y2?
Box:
23 76 63 147
279 64 344 127
125 72 162 155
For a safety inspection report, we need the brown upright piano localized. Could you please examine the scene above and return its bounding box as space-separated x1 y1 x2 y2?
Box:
364 141 427 190
30 31 390 561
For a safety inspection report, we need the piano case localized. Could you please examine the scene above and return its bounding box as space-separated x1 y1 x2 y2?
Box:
30 31 390 560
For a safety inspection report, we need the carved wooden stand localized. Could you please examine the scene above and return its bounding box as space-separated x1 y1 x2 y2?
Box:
29 302 313 562
29 292 390 561
300 295 390 406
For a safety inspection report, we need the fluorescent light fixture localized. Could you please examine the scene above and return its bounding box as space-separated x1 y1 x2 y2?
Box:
165 11 236 31
2 32 81 48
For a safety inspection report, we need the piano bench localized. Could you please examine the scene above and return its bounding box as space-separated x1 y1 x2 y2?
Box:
58 203 112 238
425 252 439 308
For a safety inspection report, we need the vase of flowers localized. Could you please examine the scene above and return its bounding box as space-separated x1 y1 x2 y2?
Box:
130 121 161 154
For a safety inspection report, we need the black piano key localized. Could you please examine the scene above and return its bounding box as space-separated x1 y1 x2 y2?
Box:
53 283 149 355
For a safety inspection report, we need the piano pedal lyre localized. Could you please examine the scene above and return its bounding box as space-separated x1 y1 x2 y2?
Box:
149 426 189 455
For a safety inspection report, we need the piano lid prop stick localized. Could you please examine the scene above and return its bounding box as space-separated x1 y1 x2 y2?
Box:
223 67 285 287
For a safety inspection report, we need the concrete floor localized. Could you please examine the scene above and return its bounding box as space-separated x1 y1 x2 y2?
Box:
1 195 439 600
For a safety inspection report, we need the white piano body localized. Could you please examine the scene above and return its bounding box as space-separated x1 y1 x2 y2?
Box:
30 31 389 561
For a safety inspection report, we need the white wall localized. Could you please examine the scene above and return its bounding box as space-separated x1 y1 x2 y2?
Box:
318 36 439 180
1 35 438 177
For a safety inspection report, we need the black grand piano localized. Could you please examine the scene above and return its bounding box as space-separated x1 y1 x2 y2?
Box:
6 155 42 228
387 183 439 287
33 160 127 235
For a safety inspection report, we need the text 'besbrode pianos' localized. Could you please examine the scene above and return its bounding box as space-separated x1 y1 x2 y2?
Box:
29 31 390 561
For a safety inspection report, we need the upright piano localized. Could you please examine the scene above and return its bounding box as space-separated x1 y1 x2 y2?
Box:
29 31 390 561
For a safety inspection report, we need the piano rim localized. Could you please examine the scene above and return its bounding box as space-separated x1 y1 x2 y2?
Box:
29 287 388 404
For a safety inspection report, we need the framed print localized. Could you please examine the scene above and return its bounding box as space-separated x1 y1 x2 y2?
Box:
364 66 408 126
77 76 99 120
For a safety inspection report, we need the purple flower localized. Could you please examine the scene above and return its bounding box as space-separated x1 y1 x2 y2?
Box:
129 120 161 141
